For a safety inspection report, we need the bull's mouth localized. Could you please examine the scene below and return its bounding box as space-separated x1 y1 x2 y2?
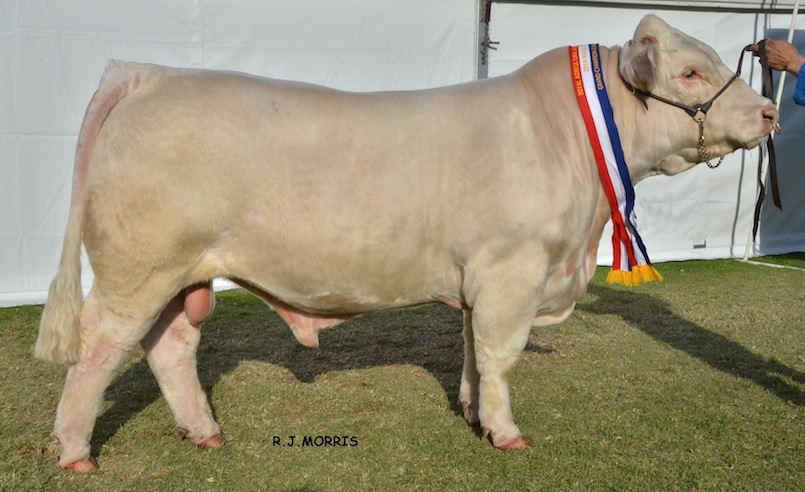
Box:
739 118 779 151
741 126 778 150
740 134 769 151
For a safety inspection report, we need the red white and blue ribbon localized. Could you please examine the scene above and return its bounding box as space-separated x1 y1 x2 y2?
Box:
570 44 663 286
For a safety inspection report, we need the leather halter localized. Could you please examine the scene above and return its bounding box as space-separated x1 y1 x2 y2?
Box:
624 46 751 168
624 42 781 238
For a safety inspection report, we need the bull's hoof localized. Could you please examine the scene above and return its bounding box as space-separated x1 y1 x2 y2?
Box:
196 434 227 450
494 435 533 451
460 400 480 427
61 457 99 473
481 426 532 451
177 427 227 449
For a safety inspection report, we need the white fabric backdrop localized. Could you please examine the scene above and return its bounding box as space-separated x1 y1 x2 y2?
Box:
1 1 803 307
488 3 805 266
0 0 476 306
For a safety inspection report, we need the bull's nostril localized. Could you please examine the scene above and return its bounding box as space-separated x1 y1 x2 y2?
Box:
761 106 780 133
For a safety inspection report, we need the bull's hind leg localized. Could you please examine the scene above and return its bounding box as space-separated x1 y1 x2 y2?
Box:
459 309 480 426
141 283 224 449
52 290 161 471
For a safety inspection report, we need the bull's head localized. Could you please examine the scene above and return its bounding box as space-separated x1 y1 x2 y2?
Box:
619 15 778 174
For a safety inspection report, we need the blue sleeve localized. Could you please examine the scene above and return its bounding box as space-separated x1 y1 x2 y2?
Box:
795 65 805 106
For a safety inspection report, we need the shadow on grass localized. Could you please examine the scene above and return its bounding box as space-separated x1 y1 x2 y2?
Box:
95 300 550 457
580 285 805 407
94 284 804 458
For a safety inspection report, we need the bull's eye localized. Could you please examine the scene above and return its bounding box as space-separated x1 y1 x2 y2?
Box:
683 70 697 79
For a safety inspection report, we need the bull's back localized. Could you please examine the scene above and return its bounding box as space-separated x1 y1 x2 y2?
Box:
85 66 503 303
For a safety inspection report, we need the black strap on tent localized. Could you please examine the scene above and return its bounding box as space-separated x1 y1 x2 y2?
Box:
752 40 783 240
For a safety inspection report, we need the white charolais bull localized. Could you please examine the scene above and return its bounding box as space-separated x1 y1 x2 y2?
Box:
36 15 777 471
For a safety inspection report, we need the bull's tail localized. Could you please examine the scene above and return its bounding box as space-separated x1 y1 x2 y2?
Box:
35 60 141 364
35 210 84 364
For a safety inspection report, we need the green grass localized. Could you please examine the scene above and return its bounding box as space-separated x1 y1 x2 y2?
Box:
751 252 805 269
1 259 803 490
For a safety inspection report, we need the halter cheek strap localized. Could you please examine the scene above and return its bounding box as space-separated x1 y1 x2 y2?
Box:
624 47 749 168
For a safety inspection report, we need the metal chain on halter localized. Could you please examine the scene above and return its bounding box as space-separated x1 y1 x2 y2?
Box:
693 111 725 168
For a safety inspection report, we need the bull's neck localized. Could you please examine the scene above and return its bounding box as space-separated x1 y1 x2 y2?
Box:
601 46 696 181
599 46 643 182
590 46 676 247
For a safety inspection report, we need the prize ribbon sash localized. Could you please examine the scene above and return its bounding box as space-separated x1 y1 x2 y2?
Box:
569 44 663 286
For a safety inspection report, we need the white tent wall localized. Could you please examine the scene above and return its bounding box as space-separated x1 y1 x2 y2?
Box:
0 0 476 307
486 1 805 266
1 1 803 307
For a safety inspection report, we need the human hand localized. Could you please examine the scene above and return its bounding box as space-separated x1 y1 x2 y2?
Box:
749 39 805 76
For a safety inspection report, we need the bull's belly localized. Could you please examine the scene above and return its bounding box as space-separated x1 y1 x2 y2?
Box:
214 245 465 348
216 241 466 315
218 232 592 333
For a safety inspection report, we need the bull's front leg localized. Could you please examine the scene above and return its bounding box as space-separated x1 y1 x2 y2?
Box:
466 275 539 451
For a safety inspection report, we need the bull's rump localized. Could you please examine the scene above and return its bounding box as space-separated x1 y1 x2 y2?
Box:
84 64 552 312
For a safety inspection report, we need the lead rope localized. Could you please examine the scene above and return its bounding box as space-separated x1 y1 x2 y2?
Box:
752 40 783 240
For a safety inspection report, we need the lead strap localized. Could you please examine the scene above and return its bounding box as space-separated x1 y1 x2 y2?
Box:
752 40 783 240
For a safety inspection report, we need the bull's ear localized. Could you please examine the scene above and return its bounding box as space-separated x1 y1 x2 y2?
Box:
619 39 656 93
632 14 670 43
620 14 667 93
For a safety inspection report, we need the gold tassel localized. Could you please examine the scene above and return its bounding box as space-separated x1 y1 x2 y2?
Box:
607 265 663 286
